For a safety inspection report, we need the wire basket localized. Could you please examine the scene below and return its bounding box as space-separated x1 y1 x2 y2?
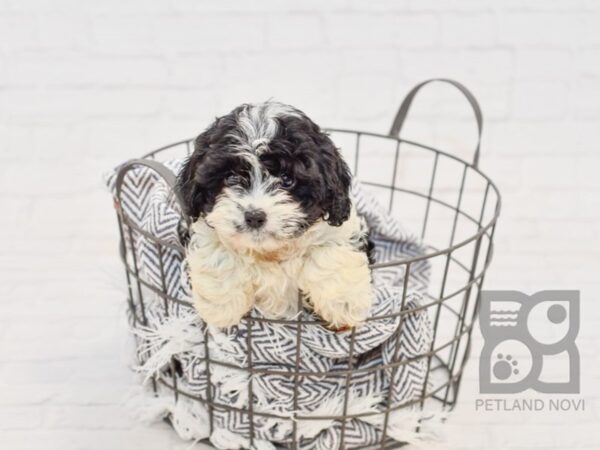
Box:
112 79 501 449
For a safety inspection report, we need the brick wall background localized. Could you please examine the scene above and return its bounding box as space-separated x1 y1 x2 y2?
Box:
0 1 598 449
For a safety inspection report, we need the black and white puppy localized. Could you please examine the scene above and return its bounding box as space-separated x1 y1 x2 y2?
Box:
178 102 372 328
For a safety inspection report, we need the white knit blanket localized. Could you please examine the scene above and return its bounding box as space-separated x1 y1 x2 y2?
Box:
106 159 440 450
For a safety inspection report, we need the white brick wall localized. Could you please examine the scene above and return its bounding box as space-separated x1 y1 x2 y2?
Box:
0 1 598 449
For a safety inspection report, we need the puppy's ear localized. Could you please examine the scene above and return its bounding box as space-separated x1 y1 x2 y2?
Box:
320 138 352 227
177 134 209 220
177 110 242 220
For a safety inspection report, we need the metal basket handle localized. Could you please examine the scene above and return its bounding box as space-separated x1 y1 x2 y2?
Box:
389 78 483 168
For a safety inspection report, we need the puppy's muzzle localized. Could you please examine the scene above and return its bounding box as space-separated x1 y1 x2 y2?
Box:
244 208 267 230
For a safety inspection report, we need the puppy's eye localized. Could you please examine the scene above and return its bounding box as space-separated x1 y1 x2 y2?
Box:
224 174 242 186
280 173 295 189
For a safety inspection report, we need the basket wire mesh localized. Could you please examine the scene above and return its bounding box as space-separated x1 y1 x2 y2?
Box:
112 79 501 449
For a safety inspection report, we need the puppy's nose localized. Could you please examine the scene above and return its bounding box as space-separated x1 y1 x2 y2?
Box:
244 209 267 229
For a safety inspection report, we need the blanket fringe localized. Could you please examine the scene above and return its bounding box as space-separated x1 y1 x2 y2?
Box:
127 384 210 442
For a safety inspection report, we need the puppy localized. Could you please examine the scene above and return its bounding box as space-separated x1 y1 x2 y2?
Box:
178 102 372 329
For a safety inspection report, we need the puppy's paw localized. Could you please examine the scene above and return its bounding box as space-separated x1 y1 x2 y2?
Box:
193 294 252 328
300 246 372 329
309 291 372 329
186 240 254 328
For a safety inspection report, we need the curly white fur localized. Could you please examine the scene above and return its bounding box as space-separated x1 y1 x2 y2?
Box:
186 207 372 328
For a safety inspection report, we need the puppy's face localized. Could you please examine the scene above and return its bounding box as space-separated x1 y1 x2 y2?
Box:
178 102 352 254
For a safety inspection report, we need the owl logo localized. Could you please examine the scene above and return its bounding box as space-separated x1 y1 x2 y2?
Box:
479 290 580 394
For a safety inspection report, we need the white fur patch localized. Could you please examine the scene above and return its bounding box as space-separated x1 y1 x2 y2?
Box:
205 185 306 254
227 102 300 154
187 208 372 328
